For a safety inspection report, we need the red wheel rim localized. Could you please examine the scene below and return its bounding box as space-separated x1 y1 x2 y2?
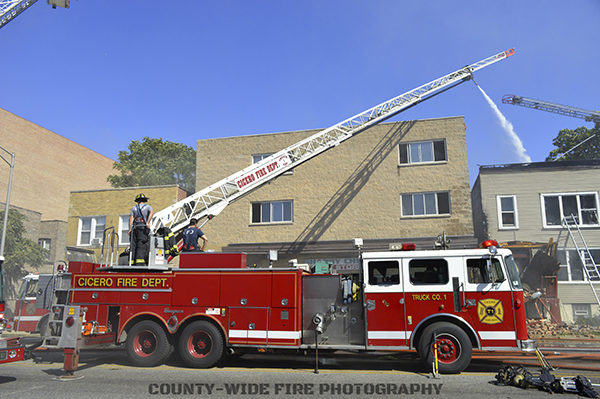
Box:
133 330 157 357
187 330 213 359
435 333 461 364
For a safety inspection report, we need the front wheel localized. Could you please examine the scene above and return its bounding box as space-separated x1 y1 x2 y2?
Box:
418 322 472 374
126 320 172 367
178 320 224 368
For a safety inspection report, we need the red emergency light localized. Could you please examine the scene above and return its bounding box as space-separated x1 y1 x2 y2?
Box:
479 239 499 249
389 243 416 251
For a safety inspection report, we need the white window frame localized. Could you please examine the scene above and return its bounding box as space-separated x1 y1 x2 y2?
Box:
401 191 450 217
77 216 106 246
38 238 51 251
252 153 293 175
398 139 447 166
540 192 600 229
251 200 293 224
572 304 591 318
557 248 600 282
118 215 130 245
497 195 519 230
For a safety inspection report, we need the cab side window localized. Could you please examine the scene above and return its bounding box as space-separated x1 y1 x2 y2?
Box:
368 261 400 286
466 258 504 284
409 259 449 285
25 280 39 297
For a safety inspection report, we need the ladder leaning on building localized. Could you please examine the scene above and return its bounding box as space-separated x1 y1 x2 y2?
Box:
562 214 600 307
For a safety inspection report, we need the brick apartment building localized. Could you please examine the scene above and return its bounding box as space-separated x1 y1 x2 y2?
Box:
196 118 477 268
0 107 115 274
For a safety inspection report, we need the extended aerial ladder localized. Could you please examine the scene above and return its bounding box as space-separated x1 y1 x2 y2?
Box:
149 48 515 256
502 95 600 126
0 0 68 30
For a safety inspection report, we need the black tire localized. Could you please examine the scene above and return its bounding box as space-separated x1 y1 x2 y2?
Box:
418 322 472 374
126 320 172 367
178 320 224 368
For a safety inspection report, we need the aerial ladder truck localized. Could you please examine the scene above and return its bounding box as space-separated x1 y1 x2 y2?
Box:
35 49 534 376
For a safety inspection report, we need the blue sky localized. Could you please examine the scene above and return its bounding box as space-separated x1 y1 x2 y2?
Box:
1 1 598 185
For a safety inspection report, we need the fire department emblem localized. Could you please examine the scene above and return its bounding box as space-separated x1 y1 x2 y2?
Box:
477 299 504 325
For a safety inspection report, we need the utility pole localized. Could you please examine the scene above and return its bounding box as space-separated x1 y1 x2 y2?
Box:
0 145 15 312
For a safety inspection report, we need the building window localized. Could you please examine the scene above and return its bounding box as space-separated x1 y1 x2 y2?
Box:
251 200 293 224
541 193 599 227
38 238 51 260
252 153 293 175
401 192 450 217
78 216 106 246
38 238 51 251
399 140 446 165
557 249 600 282
118 215 130 245
572 304 591 319
497 195 518 229
368 260 400 285
409 259 449 285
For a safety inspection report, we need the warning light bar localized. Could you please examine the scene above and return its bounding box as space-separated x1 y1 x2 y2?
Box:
389 243 416 251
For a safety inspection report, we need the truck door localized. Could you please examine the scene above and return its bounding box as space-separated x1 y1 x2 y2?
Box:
364 259 407 348
463 256 517 349
14 277 43 332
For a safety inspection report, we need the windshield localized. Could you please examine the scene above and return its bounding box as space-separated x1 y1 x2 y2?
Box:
504 255 522 289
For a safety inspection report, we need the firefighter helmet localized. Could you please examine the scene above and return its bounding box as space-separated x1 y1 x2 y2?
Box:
135 193 149 203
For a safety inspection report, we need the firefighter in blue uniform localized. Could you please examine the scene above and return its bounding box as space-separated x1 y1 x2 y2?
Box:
129 193 154 265
182 218 208 252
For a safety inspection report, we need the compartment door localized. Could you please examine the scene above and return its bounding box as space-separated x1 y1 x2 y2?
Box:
364 259 407 348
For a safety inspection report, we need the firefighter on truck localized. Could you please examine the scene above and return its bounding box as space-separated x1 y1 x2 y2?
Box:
63 239 533 374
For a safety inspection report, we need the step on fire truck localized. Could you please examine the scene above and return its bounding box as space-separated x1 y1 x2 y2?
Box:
23 49 535 373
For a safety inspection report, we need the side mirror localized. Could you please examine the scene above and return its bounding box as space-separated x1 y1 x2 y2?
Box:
485 259 494 283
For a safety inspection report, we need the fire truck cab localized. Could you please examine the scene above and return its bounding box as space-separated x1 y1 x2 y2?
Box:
63 241 533 374
361 244 531 373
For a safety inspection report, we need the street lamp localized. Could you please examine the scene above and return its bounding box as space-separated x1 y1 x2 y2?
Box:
0 145 15 314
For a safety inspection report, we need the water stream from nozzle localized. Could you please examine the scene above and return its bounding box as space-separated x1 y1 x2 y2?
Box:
474 81 531 163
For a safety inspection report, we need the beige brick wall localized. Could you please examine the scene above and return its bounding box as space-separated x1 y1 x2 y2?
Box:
197 118 473 251
0 107 115 222
67 185 187 259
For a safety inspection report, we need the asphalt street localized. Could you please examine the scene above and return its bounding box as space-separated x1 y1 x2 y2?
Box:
2 349 599 399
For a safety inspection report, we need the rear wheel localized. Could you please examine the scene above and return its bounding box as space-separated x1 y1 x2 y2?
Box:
126 320 171 367
418 322 472 374
178 320 224 368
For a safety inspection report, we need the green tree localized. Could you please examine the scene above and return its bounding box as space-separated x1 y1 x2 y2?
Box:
0 209 47 300
108 137 196 192
546 125 600 161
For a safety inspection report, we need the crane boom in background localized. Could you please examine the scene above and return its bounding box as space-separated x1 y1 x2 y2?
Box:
152 49 516 236
502 95 600 125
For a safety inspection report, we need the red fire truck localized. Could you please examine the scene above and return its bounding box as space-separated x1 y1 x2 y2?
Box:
24 49 524 372
61 240 532 374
